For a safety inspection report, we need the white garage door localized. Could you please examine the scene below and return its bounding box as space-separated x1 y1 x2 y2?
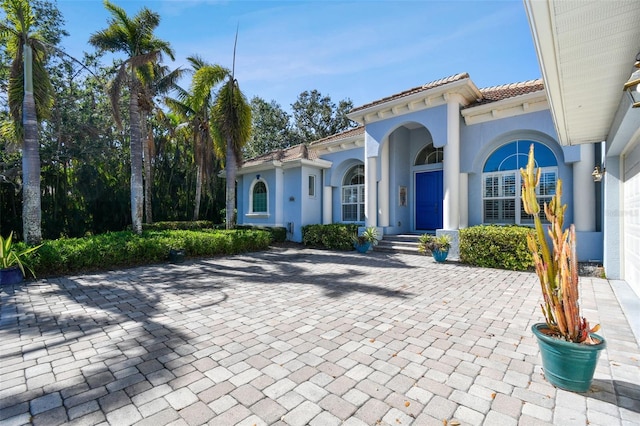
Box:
623 141 640 298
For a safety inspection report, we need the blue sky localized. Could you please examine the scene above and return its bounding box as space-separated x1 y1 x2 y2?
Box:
55 0 540 111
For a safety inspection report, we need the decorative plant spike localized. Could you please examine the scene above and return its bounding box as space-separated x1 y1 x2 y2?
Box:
0 232 42 278
520 144 599 344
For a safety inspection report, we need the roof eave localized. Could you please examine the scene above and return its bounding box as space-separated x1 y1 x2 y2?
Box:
524 0 569 145
348 79 482 125
462 91 549 125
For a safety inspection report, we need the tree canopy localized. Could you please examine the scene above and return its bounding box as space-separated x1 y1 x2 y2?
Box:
0 0 357 240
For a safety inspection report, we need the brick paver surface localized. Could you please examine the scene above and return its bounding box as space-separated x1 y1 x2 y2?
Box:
1 246 639 425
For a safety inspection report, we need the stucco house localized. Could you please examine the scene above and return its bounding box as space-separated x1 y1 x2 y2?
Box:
235 1 640 302
236 73 602 262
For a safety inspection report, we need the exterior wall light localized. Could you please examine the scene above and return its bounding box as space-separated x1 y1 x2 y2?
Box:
592 165 605 182
623 52 640 108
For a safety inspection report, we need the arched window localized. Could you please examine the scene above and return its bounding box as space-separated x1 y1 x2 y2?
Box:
483 140 557 224
251 181 268 213
415 143 443 165
342 164 365 222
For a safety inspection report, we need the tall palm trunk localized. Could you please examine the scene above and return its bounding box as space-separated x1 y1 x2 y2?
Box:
225 140 236 229
129 76 144 234
193 163 202 221
22 44 42 244
144 125 153 223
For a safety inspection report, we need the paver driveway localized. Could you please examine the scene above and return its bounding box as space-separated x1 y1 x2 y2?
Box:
1 246 639 425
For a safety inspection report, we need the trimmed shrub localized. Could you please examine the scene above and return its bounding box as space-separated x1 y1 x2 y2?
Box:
142 221 219 231
32 229 271 278
302 223 359 251
459 225 534 271
236 225 287 243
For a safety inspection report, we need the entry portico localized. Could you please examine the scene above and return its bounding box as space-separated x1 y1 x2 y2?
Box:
236 72 602 262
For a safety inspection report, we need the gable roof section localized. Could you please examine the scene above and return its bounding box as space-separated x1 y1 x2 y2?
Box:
350 73 471 114
239 143 333 174
462 79 549 125
348 73 483 125
472 79 544 106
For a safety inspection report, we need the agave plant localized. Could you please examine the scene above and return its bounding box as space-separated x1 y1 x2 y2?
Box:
0 232 42 278
520 144 598 344
417 234 451 254
352 226 379 246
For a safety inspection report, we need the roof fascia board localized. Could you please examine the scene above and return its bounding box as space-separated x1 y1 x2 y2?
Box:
312 135 365 154
348 79 481 125
282 158 333 170
462 92 549 125
237 161 283 175
524 0 570 145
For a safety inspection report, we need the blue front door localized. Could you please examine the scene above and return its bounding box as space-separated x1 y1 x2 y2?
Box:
415 170 443 230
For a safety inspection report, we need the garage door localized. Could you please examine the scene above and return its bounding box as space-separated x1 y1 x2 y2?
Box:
623 141 640 297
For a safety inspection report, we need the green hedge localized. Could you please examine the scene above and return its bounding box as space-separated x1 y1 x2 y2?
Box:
236 225 287 243
142 221 219 231
459 225 534 271
302 223 359 250
31 229 271 277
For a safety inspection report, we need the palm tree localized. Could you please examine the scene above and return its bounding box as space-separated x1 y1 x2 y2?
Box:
165 56 226 221
0 0 53 244
89 0 173 234
137 63 183 223
210 73 251 229
191 53 251 229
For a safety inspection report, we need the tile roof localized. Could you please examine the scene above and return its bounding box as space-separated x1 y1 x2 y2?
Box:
242 76 546 168
469 79 545 107
310 126 364 146
349 73 470 113
241 143 317 168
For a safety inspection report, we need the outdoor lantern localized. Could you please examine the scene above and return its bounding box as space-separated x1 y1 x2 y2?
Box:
623 53 640 108
592 165 605 182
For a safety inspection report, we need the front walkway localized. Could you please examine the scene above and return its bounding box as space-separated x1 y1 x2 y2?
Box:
1 247 639 425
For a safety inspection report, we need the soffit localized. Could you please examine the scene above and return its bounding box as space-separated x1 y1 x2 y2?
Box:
525 0 640 145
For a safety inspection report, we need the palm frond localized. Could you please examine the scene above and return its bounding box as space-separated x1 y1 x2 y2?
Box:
191 65 228 111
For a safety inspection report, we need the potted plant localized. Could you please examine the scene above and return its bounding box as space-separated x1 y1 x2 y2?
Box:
352 226 379 253
418 234 451 262
1 232 42 285
521 144 605 393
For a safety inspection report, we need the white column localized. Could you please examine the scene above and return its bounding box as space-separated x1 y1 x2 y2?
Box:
573 144 596 232
275 167 284 226
378 140 390 227
366 156 378 227
459 172 468 229
323 184 332 224
443 95 461 230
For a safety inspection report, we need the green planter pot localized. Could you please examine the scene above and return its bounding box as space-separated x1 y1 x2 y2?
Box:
532 323 606 392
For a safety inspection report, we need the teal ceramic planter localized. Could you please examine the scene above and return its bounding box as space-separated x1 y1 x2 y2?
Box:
354 242 371 253
432 249 448 262
532 323 606 392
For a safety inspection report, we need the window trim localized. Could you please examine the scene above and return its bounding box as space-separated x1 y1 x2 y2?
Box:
248 178 270 218
482 141 558 225
341 164 365 223
308 174 316 198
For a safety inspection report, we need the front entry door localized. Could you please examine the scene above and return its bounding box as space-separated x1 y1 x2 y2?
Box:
415 170 443 230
